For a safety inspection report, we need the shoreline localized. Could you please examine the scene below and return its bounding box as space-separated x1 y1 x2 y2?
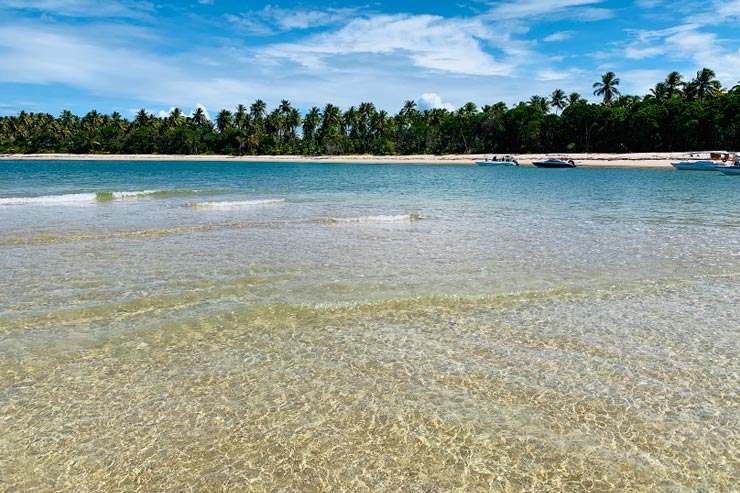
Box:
0 152 686 168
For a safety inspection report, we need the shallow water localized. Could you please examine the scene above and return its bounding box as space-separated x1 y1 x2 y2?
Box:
1 161 739 491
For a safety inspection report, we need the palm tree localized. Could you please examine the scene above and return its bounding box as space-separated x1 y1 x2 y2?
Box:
133 109 151 128
249 99 267 152
550 89 566 115
234 104 248 130
664 71 684 99
593 71 621 105
318 103 342 154
687 68 722 102
567 92 585 106
370 109 391 154
528 95 550 114
649 82 668 101
302 106 321 154
190 107 208 128
357 102 376 153
286 108 301 153
250 99 267 122
216 109 233 133
168 108 186 128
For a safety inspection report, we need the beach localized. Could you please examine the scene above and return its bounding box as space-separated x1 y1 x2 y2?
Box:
0 152 685 167
1 159 738 491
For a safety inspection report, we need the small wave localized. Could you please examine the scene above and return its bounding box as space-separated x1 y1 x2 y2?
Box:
317 213 423 224
0 189 220 205
0 193 98 205
188 199 286 209
95 190 162 201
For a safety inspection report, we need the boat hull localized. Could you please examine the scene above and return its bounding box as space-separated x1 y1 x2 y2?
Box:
671 161 719 171
716 165 740 175
476 161 518 167
532 160 576 168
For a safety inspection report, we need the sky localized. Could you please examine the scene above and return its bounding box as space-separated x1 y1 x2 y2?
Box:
2 0 740 118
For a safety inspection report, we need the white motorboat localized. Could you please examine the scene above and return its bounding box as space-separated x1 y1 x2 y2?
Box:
671 151 734 171
476 155 519 166
715 163 740 175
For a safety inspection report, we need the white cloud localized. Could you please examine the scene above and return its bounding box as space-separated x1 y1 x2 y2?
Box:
416 93 455 111
635 0 664 8
3 0 153 18
615 69 667 96
544 31 574 42
257 14 518 77
227 5 355 34
713 0 740 18
486 0 608 20
536 68 585 81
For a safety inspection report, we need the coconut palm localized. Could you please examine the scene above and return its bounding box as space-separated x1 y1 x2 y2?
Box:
302 106 321 154
528 95 550 114
318 103 342 154
190 107 208 128
687 68 722 101
250 99 267 122
216 109 233 133
550 89 566 115
234 104 248 130
133 109 152 128
567 92 585 106
593 71 621 105
649 82 669 101
168 108 186 128
664 71 684 99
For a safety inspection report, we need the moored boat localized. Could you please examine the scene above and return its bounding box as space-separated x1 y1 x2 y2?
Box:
671 151 735 171
532 156 576 168
476 155 519 166
715 163 740 175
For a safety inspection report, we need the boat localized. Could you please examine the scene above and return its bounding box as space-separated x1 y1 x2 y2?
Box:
671 151 734 171
715 163 740 175
476 155 519 166
532 156 576 168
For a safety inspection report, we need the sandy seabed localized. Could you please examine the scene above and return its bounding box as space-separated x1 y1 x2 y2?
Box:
0 152 690 168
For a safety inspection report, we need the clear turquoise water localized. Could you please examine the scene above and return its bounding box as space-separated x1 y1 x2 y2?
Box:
1 161 738 491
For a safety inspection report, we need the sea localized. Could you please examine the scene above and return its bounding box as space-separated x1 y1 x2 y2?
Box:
1 160 738 492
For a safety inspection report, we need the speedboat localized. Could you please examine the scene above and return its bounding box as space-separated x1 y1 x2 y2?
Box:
532 156 575 168
476 155 519 166
671 151 734 171
715 163 740 175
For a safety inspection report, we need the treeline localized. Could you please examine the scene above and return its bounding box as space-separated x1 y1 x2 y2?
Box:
3 68 740 155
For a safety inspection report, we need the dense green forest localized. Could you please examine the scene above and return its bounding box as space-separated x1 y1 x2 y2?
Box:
3 68 740 155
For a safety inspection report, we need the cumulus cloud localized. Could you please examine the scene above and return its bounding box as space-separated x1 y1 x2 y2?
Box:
416 93 455 111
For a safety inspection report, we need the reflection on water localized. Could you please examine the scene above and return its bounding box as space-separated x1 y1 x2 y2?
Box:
1 162 739 491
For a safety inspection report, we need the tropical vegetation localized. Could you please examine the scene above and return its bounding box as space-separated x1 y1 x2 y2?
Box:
3 68 740 155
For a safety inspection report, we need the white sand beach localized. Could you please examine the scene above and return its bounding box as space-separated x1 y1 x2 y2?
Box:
0 152 689 168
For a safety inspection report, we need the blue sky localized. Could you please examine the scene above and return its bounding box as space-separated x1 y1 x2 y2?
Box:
2 0 740 118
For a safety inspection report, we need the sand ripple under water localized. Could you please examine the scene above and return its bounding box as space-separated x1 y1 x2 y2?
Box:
1 282 738 492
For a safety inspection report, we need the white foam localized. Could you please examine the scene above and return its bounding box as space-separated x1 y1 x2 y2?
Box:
0 193 98 205
319 213 422 224
189 199 286 209
111 190 162 198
